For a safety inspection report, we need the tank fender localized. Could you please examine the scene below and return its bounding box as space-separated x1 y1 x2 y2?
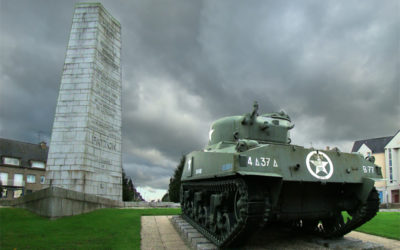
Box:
236 171 282 178
355 177 375 203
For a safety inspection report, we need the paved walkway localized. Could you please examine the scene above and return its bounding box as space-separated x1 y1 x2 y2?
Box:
142 216 400 250
347 231 400 250
379 208 400 212
141 216 188 250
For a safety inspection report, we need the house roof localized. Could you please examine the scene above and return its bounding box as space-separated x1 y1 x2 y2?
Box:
0 138 48 167
385 130 400 149
351 136 393 153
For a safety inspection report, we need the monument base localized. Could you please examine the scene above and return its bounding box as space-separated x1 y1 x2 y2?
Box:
0 187 123 218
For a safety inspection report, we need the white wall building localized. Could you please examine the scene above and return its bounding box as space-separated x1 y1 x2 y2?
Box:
351 132 399 204
384 131 400 203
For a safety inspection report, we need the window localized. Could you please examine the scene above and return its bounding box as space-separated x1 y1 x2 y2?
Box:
13 189 23 198
389 149 392 166
3 157 20 166
1 188 7 198
14 174 23 186
40 176 45 184
31 161 45 169
27 175 36 184
390 166 393 183
0 172 8 185
378 191 383 203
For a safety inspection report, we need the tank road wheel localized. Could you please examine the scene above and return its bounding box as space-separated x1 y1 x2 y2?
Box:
198 206 208 226
182 178 267 248
189 201 195 218
182 189 194 216
218 212 232 236
194 204 201 222
210 218 217 233
234 189 247 222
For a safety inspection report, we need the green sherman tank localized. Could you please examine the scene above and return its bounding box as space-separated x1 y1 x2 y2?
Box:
180 102 382 248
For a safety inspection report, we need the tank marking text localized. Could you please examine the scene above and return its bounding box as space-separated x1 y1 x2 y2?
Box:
247 157 278 167
363 166 375 173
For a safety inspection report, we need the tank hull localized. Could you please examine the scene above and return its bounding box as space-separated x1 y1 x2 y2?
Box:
180 143 382 247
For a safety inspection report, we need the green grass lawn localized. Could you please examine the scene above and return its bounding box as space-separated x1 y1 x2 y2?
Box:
0 207 181 250
342 211 400 240
1 208 398 250
354 212 400 240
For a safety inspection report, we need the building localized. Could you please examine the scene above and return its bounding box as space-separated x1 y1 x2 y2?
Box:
384 131 400 203
351 131 399 204
0 138 48 200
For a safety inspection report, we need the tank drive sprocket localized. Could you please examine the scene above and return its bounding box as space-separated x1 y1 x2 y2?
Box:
294 187 380 238
316 187 380 238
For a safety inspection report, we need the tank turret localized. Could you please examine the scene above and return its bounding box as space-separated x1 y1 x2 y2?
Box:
208 102 294 146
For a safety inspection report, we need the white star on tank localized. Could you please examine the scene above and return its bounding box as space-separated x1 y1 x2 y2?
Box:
209 129 214 141
306 151 334 180
311 156 329 175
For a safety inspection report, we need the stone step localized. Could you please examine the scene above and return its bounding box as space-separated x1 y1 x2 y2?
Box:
170 216 217 250
170 215 386 250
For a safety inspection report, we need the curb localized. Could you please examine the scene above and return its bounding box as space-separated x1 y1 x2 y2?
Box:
170 215 217 250
170 215 386 250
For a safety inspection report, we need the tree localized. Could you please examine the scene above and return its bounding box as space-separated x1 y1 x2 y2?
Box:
122 169 144 201
168 155 185 202
122 169 133 201
161 192 169 202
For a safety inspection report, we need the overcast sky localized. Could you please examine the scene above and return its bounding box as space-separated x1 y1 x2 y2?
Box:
0 0 399 201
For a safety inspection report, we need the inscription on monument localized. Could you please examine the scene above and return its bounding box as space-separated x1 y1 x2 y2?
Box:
91 133 117 151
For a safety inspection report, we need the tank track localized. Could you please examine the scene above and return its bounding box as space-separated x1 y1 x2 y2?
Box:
181 178 267 248
314 187 380 238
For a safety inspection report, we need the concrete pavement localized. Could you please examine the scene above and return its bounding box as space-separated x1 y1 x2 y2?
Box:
347 231 400 250
142 215 399 250
141 216 188 250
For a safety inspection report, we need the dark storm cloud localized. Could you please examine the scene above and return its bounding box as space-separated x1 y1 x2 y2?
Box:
1 0 398 198
0 0 73 143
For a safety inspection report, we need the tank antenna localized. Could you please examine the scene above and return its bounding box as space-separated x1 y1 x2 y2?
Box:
251 101 259 119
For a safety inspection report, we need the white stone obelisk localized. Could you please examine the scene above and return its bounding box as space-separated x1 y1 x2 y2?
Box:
46 3 122 200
